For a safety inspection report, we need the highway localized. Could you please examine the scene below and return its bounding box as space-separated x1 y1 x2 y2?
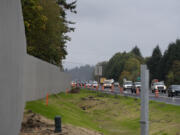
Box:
87 86 180 106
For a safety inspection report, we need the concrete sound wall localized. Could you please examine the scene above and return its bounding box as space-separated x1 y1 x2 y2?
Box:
0 0 26 135
0 0 71 135
24 55 71 101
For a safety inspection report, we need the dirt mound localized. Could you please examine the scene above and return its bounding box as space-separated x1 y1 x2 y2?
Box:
69 87 80 93
20 110 102 135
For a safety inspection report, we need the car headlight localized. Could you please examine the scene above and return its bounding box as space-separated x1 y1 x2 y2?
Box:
155 86 158 89
172 90 175 92
164 86 166 89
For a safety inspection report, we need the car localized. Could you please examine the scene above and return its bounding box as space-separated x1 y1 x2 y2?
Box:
92 81 99 88
71 81 76 87
80 81 86 87
151 81 166 93
132 82 141 93
114 82 120 87
168 85 180 97
103 80 113 89
123 81 133 91
86 81 92 87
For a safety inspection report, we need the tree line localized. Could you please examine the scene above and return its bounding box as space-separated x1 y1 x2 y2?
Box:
97 39 180 85
21 0 76 67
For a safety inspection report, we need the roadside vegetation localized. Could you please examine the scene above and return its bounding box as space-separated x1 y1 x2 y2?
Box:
21 0 77 67
25 89 180 135
97 40 180 85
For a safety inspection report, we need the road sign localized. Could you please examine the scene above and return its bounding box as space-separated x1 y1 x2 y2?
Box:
98 66 102 76
137 76 141 81
95 66 102 76
95 66 98 76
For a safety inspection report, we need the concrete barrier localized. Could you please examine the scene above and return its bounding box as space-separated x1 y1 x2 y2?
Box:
0 1 26 135
24 55 71 101
0 0 71 135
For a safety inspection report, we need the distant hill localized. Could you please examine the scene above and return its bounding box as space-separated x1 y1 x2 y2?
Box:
66 65 94 81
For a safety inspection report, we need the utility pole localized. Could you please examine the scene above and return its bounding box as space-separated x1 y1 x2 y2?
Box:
140 65 149 135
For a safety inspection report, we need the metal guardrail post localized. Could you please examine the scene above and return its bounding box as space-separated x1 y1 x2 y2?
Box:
140 65 149 135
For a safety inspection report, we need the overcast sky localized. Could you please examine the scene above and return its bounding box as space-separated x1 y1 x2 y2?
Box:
63 0 180 69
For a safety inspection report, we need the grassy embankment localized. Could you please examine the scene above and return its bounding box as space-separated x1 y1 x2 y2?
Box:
25 89 180 135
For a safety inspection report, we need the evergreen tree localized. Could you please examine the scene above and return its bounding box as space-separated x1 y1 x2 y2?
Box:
160 39 180 81
131 46 142 58
147 45 162 81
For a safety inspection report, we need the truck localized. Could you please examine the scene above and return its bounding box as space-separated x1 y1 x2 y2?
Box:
151 80 167 93
103 79 114 89
123 80 133 91
100 77 106 84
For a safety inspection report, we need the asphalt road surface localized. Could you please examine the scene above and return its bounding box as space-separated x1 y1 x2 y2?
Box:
87 86 180 106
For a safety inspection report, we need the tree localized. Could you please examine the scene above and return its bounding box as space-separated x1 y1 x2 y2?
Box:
147 45 162 81
104 52 132 81
119 71 131 84
173 61 180 84
22 0 77 67
131 46 142 58
166 71 174 86
166 60 180 85
124 57 141 81
159 39 180 81
103 51 142 82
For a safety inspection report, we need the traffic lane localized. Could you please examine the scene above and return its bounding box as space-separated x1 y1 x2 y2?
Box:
113 87 180 106
149 95 180 106
89 86 180 106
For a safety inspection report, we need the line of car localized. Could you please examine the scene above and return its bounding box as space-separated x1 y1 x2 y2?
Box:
71 80 180 98
71 80 99 88
123 81 141 93
123 80 180 97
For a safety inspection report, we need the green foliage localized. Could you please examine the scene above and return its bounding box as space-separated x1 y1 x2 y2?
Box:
26 89 180 135
123 57 140 81
166 71 174 86
145 39 180 85
131 46 142 58
100 40 180 85
147 45 162 81
119 71 131 83
104 52 131 81
21 0 76 66
166 60 180 85
102 51 143 83
159 39 180 83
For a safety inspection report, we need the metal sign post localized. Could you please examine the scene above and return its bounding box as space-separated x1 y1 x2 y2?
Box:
95 66 102 83
140 65 149 135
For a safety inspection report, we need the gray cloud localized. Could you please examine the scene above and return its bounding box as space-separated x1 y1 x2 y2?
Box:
64 0 180 69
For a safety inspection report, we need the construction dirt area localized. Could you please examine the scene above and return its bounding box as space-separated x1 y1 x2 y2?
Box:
20 110 102 135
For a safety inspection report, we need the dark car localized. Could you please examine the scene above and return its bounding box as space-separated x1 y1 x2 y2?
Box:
132 82 141 93
168 85 180 97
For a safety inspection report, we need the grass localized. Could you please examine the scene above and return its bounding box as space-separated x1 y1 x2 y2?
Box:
25 89 180 135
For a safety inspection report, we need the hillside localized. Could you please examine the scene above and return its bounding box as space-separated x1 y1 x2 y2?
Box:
25 89 180 135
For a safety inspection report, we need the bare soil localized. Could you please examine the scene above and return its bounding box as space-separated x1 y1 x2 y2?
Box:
20 110 102 135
